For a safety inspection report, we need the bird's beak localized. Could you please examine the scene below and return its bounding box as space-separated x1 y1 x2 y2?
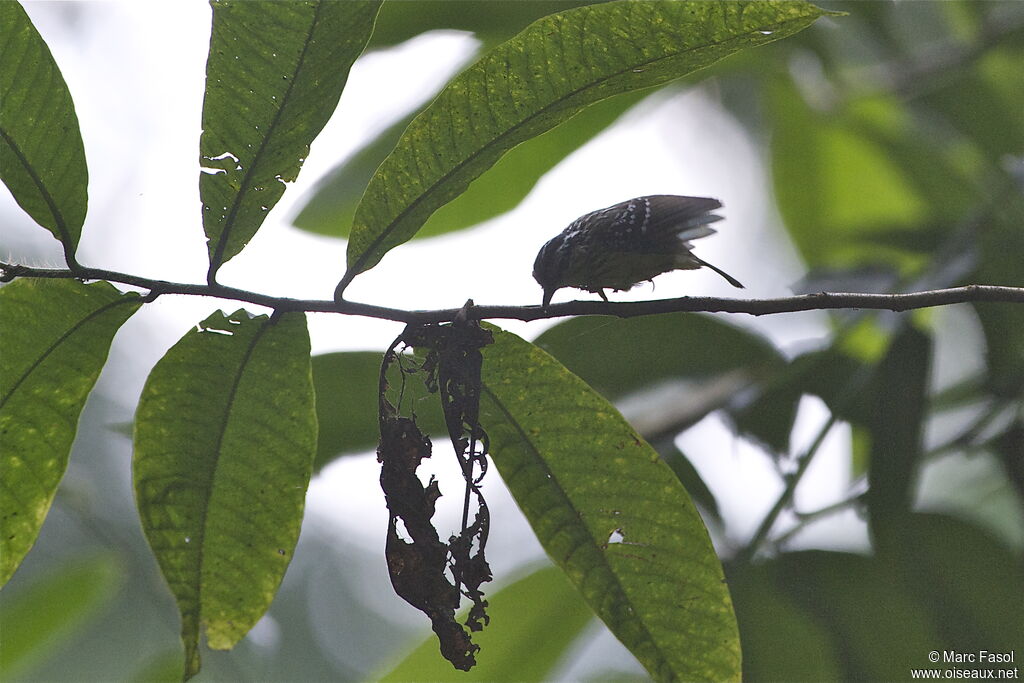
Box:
542 287 555 308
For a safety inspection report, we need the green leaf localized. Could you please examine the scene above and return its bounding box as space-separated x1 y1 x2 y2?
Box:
973 193 1024 398
0 279 140 586
865 325 931 541
727 563 841 683
0 555 120 679
133 310 316 680
367 0 599 49
774 551 942 682
479 326 740 682
311 351 381 468
339 0 833 291
293 110 421 239
770 85 936 271
419 90 647 238
379 565 594 682
657 442 720 522
201 0 381 275
535 313 784 401
311 350 448 469
884 513 1024 654
294 89 645 239
920 45 1024 164
0 3 88 262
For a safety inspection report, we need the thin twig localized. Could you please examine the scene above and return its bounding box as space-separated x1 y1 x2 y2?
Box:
734 414 837 565
2 261 1023 325
770 489 868 550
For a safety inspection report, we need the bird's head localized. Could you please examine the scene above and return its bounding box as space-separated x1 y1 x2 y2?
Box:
532 238 568 307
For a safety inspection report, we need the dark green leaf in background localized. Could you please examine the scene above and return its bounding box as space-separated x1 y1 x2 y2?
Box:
293 110 424 240
479 326 740 682
133 310 316 679
656 442 721 522
773 550 941 682
886 513 1024 655
294 90 646 240
752 514 1024 680
0 279 140 586
311 351 382 468
770 85 933 272
726 563 841 683
0 3 88 262
311 350 449 469
865 324 931 543
535 313 784 400
918 42 1024 164
339 0 834 292
380 565 594 682
200 0 381 276
972 193 1024 398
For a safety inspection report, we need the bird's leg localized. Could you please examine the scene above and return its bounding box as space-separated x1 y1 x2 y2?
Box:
598 290 609 302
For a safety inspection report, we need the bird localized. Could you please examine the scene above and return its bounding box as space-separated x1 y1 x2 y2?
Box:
532 195 744 307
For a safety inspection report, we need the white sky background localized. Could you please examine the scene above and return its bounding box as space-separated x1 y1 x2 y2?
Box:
1 0 907 673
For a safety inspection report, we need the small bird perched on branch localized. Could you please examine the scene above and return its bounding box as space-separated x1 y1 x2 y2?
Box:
532 195 744 307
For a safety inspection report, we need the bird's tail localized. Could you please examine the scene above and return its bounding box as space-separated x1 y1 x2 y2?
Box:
691 255 744 288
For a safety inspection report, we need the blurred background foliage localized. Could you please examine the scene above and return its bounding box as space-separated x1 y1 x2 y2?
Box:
2 1 1023 681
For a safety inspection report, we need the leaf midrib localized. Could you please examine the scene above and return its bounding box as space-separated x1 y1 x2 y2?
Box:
0 296 137 412
190 315 275 624
207 3 325 278
0 125 77 259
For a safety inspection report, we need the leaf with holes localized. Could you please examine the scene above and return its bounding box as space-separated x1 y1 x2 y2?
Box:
133 310 316 680
0 279 141 586
0 4 88 262
339 0 833 291
200 0 380 275
479 326 740 682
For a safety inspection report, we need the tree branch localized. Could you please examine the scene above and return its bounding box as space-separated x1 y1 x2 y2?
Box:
3 260 1023 325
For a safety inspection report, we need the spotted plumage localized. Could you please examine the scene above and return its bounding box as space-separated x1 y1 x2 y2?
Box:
533 195 744 306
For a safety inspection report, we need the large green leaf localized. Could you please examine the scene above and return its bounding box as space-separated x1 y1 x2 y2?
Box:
200 0 380 275
338 0 833 291
133 310 316 680
0 3 88 262
0 279 140 586
0 555 119 679
379 565 594 682
294 89 645 240
479 326 740 682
